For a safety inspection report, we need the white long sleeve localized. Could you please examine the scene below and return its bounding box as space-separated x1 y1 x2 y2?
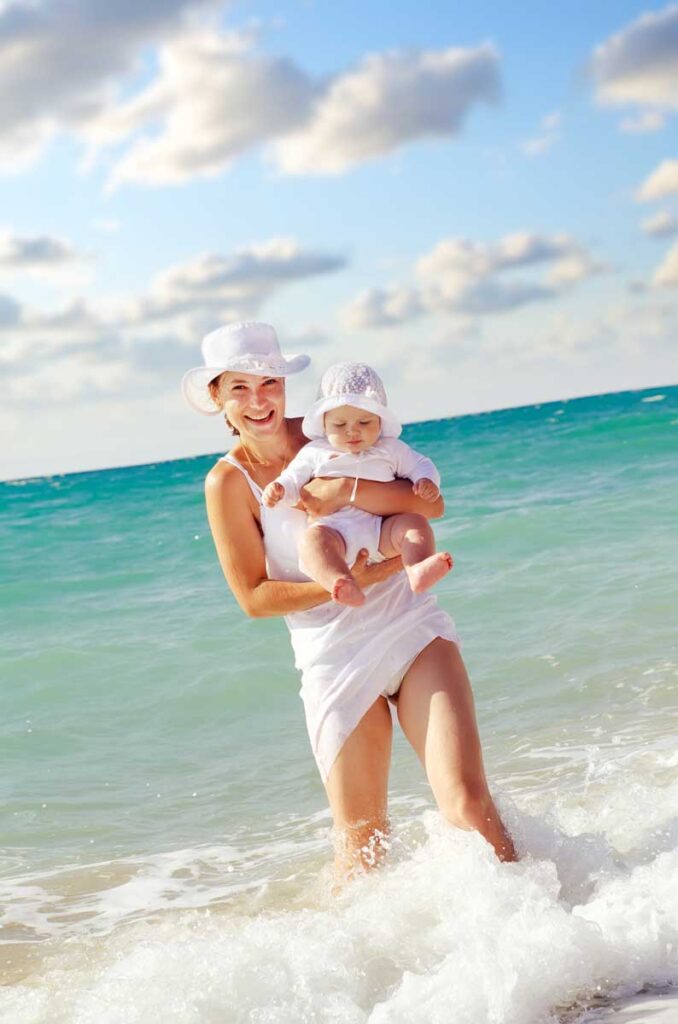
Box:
385 438 440 487
274 447 325 506
272 436 440 507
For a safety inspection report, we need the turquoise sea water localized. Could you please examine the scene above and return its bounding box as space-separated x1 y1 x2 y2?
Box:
1 387 677 1023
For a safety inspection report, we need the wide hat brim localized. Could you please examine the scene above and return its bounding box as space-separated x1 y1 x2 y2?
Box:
302 393 401 440
181 354 310 416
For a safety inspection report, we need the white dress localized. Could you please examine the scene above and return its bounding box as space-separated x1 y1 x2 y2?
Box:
273 436 440 565
221 453 459 784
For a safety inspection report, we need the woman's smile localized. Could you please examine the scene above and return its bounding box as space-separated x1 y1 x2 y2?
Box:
245 410 275 424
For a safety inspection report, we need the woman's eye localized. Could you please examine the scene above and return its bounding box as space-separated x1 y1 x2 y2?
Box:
264 378 277 386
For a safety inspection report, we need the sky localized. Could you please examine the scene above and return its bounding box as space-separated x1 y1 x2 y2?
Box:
1 0 677 480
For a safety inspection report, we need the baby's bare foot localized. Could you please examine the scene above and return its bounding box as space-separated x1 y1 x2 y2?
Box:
332 576 366 607
406 552 453 593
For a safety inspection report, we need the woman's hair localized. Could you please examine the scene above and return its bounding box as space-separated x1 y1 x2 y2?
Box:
208 373 239 435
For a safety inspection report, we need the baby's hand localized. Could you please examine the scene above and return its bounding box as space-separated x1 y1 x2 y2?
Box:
262 481 285 508
412 478 440 502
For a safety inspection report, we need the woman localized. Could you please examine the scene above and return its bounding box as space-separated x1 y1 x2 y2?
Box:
183 321 516 875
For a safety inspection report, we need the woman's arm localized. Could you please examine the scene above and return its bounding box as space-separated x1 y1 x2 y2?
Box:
300 477 444 520
205 465 402 618
353 477 444 518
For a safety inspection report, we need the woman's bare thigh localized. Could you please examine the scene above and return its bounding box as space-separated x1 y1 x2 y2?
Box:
396 638 488 797
396 638 517 860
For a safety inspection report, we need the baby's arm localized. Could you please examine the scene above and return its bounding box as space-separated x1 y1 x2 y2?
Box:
262 446 318 509
262 480 286 508
387 439 441 502
412 477 440 501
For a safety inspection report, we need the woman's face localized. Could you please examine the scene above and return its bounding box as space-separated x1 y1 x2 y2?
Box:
220 372 286 439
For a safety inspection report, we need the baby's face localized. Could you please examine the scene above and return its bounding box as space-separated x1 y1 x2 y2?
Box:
324 405 381 453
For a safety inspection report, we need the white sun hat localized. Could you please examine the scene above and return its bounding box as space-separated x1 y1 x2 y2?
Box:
181 321 311 415
302 362 401 440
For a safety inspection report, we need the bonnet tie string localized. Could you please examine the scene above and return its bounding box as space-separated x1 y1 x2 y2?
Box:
349 451 363 503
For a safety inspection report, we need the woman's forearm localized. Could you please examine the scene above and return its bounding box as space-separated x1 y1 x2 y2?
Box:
243 554 403 618
244 578 332 618
353 478 444 519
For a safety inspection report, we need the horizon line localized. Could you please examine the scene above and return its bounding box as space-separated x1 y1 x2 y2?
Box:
2 380 675 486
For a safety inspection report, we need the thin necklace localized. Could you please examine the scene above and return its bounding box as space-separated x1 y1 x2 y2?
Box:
240 429 291 479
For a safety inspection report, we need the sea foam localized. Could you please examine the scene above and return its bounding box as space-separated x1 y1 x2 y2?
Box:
1 804 676 1024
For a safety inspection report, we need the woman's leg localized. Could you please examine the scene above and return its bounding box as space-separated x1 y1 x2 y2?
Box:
396 638 517 861
324 695 393 879
379 514 452 593
299 525 365 606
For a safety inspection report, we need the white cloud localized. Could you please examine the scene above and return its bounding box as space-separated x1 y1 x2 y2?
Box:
591 4 678 111
98 37 501 185
507 300 677 364
637 158 678 201
547 251 606 285
653 240 678 286
427 277 555 316
0 229 91 288
417 233 601 311
123 238 346 325
341 286 425 330
275 44 500 175
620 110 666 133
642 210 678 237
0 229 83 269
418 233 588 278
342 231 603 327
521 111 561 157
0 6 502 184
0 0 216 171
0 237 346 403
97 29 316 188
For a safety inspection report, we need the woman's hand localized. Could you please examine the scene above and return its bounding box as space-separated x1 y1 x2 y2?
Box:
299 476 352 517
351 549 403 588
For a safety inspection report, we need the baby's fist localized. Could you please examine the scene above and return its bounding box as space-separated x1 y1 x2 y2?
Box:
263 481 285 508
413 478 440 502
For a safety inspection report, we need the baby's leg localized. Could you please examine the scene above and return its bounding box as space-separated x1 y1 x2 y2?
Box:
299 525 365 607
379 514 452 594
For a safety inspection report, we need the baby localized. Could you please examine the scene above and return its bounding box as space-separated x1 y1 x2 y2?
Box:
262 362 452 607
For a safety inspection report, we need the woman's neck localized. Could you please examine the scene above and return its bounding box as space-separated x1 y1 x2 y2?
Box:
237 419 296 467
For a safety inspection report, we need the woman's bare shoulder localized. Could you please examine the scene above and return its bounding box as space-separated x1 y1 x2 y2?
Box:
204 457 260 532
204 456 245 497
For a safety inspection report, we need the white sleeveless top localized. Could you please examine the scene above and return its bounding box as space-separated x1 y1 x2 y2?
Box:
220 453 459 782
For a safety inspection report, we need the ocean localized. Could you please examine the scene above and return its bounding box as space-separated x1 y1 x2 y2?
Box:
1 386 676 1023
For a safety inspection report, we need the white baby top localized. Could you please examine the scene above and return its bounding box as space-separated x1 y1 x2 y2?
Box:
275 437 440 505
